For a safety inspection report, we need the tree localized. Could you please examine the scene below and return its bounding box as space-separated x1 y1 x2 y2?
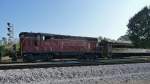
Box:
127 6 150 48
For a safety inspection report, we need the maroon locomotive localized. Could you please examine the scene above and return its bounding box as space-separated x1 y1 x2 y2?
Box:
19 32 100 61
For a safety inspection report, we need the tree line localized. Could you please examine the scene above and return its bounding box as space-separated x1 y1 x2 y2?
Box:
120 6 150 48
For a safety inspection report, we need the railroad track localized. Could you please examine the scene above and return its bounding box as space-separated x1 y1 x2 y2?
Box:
0 57 150 70
0 61 98 70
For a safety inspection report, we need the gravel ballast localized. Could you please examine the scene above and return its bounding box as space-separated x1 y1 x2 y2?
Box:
0 63 150 84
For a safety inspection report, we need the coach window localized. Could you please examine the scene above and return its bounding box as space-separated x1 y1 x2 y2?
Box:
37 35 41 41
42 36 45 40
34 35 40 46
34 40 38 46
20 35 24 38
45 36 51 40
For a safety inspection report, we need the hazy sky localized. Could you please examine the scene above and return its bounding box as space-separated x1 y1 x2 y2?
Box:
0 0 150 40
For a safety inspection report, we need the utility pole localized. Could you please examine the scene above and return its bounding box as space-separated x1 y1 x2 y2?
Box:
7 22 14 45
6 22 17 62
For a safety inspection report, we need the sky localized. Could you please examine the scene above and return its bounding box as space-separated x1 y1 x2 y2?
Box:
0 0 150 40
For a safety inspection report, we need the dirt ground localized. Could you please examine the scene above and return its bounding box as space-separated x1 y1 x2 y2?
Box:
0 63 150 84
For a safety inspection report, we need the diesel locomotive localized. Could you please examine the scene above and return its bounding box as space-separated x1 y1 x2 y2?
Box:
19 32 100 62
